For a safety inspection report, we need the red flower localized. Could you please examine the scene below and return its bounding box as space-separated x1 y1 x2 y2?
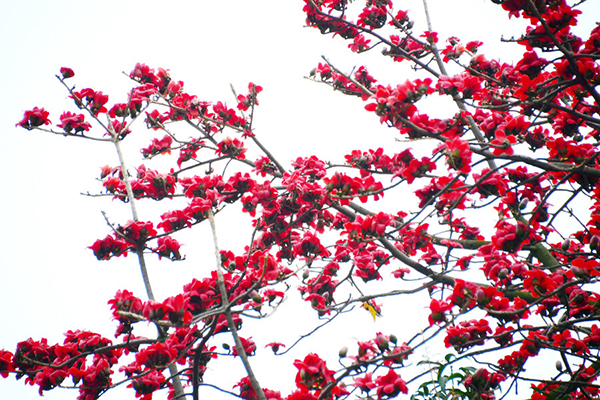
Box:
57 111 92 134
428 299 452 325
437 72 482 99
130 84 158 112
254 156 278 177
117 220 157 247
292 231 330 259
464 368 505 393
16 107 51 130
400 157 435 184
515 51 548 78
265 342 285 354
213 101 244 125
490 131 517 156
236 82 263 111
374 369 408 399
466 40 483 53
162 294 192 324
357 6 387 29
71 88 109 115
293 353 334 391
349 34 371 52
108 119 131 139
135 342 177 368
141 134 173 157
391 9 409 27
442 138 472 173
0 350 15 378
232 337 257 357
287 391 318 400
131 369 165 400
523 269 559 297
472 169 507 198
354 372 376 393
154 236 182 260
107 103 128 119
583 324 600 347
493 326 514 346
59 67 75 79
108 289 143 331
145 109 168 130
217 137 247 159
444 319 491 351
492 220 528 253
157 210 191 233
89 235 129 260
571 258 600 279
421 30 438 44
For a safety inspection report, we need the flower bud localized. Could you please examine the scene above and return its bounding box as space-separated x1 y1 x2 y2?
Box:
339 346 348 358
590 235 599 251
228 261 237 271
250 290 262 303
515 223 526 237
389 334 397 344
555 360 563 371
571 265 588 279
476 288 485 301
376 333 389 351
519 199 528 210
561 239 571 252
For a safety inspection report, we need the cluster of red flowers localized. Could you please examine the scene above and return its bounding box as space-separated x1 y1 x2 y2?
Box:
9 0 600 399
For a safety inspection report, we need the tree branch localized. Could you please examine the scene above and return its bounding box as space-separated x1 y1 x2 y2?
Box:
207 209 266 400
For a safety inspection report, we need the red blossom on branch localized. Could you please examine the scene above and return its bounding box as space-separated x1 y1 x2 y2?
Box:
10 1 600 400
16 107 51 130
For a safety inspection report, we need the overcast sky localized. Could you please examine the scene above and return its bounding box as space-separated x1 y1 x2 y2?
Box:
1 1 597 399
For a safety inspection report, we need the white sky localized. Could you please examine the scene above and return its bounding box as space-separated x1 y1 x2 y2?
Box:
1 1 598 399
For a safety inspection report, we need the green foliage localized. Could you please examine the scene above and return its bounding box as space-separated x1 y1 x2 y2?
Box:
411 354 476 400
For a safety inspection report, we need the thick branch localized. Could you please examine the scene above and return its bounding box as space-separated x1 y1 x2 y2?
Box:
207 209 266 400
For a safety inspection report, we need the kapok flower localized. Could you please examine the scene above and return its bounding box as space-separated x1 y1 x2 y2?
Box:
293 353 334 391
57 112 92 134
490 131 517 156
89 235 129 260
442 137 472 173
59 67 75 79
16 107 51 130
374 369 408 399
265 342 285 354
155 236 182 260
428 299 452 325
217 137 247 159
232 337 257 357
